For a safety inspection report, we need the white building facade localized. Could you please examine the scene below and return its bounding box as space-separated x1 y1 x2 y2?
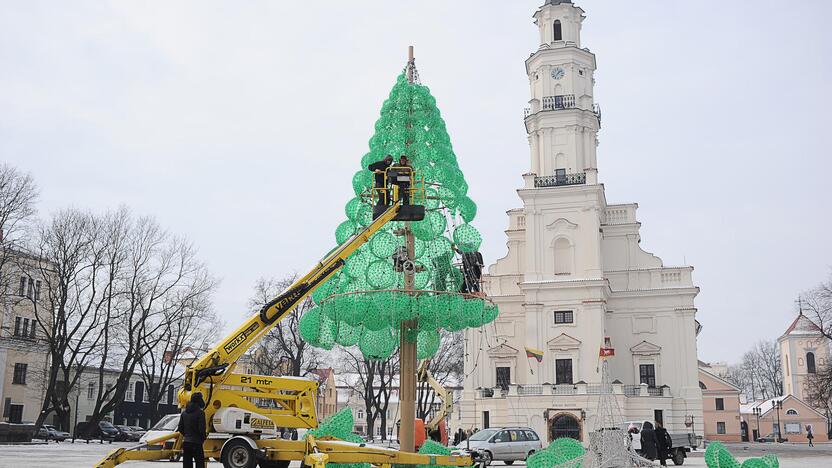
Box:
461 0 704 444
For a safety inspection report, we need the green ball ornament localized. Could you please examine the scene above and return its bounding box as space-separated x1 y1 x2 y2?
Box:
335 220 357 245
416 329 441 359
299 307 322 345
359 328 397 361
366 260 396 289
453 224 482 252
352 171 371 196
336 322 363 346
458 196 477 223
370 231 398 259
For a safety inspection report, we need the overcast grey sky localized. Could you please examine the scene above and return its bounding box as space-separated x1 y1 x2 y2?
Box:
2 1 830 364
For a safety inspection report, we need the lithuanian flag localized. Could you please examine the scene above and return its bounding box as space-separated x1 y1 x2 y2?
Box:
525 346 544 363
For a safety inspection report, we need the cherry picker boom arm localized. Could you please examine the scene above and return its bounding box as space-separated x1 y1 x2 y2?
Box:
184 202 402 391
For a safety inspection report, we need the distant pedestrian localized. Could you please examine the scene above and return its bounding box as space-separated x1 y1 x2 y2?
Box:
177 392 207 468
655 421 672 466
639 421 659 461
807 426 814 447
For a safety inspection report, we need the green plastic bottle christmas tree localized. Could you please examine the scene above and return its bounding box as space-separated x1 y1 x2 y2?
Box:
298 67 498 361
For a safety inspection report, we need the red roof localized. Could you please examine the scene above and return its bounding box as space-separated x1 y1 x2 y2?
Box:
782 313 822 337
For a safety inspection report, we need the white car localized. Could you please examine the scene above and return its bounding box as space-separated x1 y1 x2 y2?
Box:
139 414 180 450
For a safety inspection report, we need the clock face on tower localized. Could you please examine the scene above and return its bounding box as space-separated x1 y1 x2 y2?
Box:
551 67 565 80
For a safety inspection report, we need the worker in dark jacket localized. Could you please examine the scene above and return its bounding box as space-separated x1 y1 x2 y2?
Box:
655 421 673 466
639 421 659 461
177 392 207 468
368 155 393 206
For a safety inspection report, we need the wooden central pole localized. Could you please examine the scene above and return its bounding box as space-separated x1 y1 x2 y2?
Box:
398 44 417 453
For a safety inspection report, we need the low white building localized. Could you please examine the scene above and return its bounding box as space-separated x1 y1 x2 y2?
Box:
460 0 703 443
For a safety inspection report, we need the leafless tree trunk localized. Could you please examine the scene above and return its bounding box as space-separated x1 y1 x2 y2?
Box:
343 347 380 438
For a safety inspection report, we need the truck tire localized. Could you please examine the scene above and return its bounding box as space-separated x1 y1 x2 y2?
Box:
672 449 685 466
222 439 257 468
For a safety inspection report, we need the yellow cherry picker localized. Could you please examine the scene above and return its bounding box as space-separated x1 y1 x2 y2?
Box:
96 169 469 468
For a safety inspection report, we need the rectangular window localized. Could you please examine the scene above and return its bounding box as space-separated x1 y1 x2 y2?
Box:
34 280 41 300
19 276 26 296
87 382 95 400
715 398 725 411
654 409 664 427
126 382 134 402
376 427 381 436
785 423 802 434
27 278 34 299
388 427 393 436
22 318 29 338
639 364 656 388
554 311 574 324
14 317 21 336
167 385 174 405
483 411 490 429
8 405 23 424
717 422 726 434
3 398 10 417
555 359 573 385
496 367 511 390
29 320 36 338
12 363 27 385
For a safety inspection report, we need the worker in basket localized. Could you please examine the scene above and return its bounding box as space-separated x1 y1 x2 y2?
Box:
368 155 394 206
388 154 413 205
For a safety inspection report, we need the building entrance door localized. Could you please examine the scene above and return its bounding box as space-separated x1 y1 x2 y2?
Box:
550 414 581 441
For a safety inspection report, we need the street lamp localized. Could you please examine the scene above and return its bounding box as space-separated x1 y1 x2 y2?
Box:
752 407 761 442
772 400 783 442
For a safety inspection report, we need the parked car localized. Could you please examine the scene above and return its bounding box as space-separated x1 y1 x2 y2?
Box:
43 425 70 441
36 425 68 441
140 414 180 448
74 420 120 442
455 427 543 465
756 433 787 443
115 425 142 442
129 426 146 438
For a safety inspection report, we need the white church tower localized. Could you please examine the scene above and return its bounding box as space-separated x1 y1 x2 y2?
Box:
460 0 704 443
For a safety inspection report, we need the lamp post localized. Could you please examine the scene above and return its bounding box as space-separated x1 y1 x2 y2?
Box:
772 399 783 442
752 407 761 442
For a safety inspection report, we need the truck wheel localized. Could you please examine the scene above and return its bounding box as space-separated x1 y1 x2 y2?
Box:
672 449 685 466
222 439 257 468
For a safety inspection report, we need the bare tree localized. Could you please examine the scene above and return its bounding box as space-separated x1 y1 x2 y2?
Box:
27 209 110 431
373 351 399 441
138 282 220 423
248 275 322 377
726 340 783 401
0 163 38 301
416 331 463 421
803 276 832 413
343 347 380 438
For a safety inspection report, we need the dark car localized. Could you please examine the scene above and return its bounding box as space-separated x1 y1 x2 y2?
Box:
74 420 120 442
115 425 141 442
129 426 146 437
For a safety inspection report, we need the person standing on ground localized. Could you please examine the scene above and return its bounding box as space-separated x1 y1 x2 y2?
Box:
368 155 394 206
807 425 814 447
654 421 672 466
177 392 207 468
639 421 659 461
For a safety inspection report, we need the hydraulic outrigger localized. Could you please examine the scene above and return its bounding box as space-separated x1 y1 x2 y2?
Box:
96 172 470 468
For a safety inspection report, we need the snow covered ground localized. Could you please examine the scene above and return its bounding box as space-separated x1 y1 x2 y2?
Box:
0 441 831 468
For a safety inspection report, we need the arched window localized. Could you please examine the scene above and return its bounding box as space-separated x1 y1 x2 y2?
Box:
698 381 707 390
554 237 573 275
786 409 798 416
807 352 816 374
553 20 563 41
